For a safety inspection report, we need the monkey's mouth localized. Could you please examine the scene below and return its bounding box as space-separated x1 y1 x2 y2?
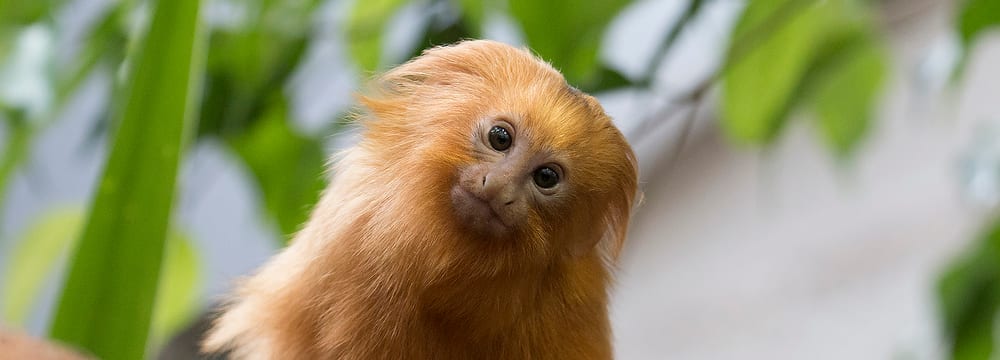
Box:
450 186 512 235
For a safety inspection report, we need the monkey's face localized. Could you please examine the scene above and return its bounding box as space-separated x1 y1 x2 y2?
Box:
360 40 638 260
445 86 637 259
450 117 564 237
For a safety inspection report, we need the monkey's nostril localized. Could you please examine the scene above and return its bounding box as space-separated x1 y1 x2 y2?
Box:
504 200 514 206
482 176 487 186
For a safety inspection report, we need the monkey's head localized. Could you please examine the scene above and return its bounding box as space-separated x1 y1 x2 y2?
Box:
357 40 638 268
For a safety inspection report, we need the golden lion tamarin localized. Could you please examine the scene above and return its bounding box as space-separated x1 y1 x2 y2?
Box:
203 40 639 359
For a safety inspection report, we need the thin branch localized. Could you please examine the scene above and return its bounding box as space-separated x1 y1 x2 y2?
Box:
637 0 705 88
628 74 714 142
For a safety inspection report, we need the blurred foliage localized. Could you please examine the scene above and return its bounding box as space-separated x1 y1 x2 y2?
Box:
939 218 1000 360
956 0 1000 72
507 0 631 88
0 0 60 26
47 0 202 358
721 0 886 157
0 0 995 358
3 209 83 326
197 0 328 238
2 209 201 352
345 0 408 72
938 1 1000 359
229 97 326 237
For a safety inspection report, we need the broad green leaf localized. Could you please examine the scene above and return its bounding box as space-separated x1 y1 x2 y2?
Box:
53 7 127 106
403 13 475 62
587 65 634 93
0 0 59 26
958 0 1000 48
954 0 1000 77
0 11 126 232
721 0 885 156
938 219 1000 360
149 231 201 350
721 0 829 144
3 209 202 352
810 39 885 157
229 97 326 240
48 0 203 359
344 0 408 73
199 0 316 138
508 0 632 86
0 30 13 62
452 0 485 37
2 209 83 326
198 36 309 138
0 111 31 237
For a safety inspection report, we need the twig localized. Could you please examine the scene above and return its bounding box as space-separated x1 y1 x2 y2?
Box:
637 0 705 88
628 73 714 142
662 90 707 174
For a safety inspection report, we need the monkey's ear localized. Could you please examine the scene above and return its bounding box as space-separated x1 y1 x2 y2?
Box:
597 141 641 264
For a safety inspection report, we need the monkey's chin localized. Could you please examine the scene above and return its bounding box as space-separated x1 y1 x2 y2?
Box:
450 187 512 237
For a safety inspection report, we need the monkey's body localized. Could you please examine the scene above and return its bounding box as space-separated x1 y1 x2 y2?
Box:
204 40 637 360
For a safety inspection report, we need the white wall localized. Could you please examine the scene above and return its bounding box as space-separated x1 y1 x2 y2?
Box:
609 1 999 358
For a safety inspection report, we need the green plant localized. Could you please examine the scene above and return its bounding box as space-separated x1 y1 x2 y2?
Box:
44 0 203 357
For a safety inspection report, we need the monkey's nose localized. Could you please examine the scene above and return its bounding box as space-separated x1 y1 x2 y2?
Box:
481 174 517 205
481 174 503 199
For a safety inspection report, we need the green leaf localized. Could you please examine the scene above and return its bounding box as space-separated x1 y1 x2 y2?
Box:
954 0 1000 77
199 0 316 139
53 7 127 107
508 0 632 86
0 111 32 237
0 0 60 26
810 38 885 157
721 0 886 156
939 219 1000 360
2 209 84 326
721 0 829 144
344 0 408 73
0 29 14 62
3 209 202 352
149 231 201 350
229 96 326 241
452 0 485 37
48 0 203 358
958 0 1000 48
585 65 634 93
198 36 309 138
403 12 474 62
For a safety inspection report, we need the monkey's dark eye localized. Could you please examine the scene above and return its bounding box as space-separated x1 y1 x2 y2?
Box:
488 126 512 151
533 167 559 189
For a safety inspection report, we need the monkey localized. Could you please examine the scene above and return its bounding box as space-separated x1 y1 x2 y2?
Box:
202 39 639 360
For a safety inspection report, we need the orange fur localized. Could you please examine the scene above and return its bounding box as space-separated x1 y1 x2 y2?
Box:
203 40 639 359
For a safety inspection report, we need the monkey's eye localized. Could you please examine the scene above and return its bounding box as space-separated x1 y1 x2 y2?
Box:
488 126 512 151
533 166 560 189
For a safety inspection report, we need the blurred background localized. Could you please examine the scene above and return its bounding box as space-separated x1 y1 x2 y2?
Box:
0 0 998 359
